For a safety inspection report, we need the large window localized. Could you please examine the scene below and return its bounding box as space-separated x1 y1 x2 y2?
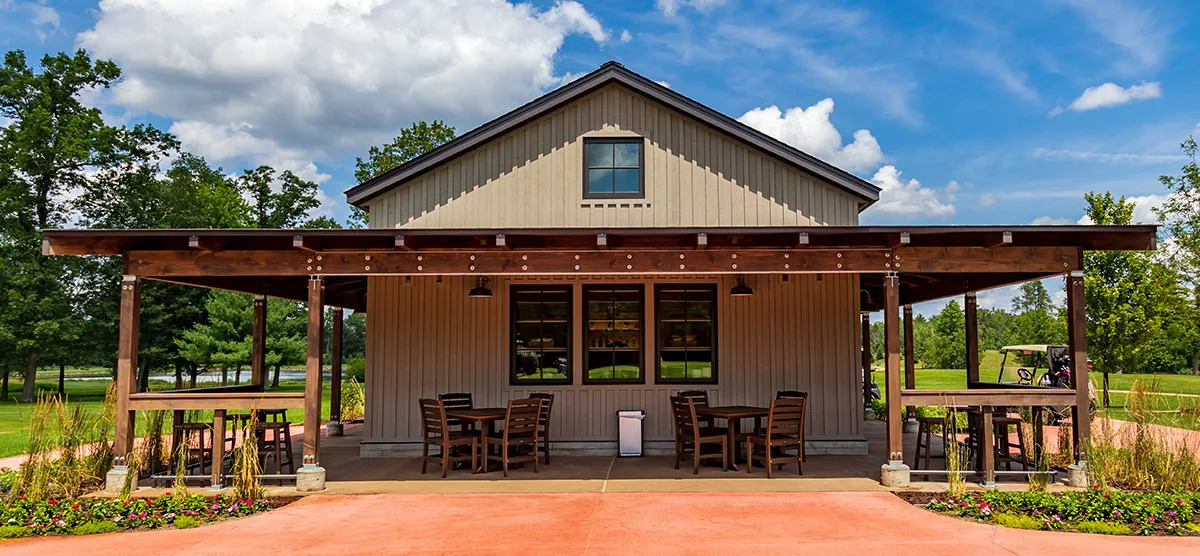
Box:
655 285 717 384
511 286 572 385
584 137 643 198
584 285 644 384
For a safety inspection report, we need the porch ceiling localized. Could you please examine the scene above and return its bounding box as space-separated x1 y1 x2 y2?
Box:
41 225 1156 312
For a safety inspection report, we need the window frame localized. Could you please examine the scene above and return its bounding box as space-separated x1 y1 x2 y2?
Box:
582 284 647 385
509 285 574 386
654 284 719 385
582 136 646 200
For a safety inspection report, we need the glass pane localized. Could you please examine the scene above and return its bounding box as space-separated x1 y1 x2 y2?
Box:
659 299 688 320
588 142 614 168
613 169 640 193
587 351 614 380
541 300 570 321
689 321 713 348
612 300 641 321
589 300 613 321
541 351 570 380
661 322 691 347
614 142 640 167
613 351 641 379
514 350 541 379
515 323 545 347
541 322 569 349
588 168 613 194
660 350 688 380
686 351 713 380
687 300 714 320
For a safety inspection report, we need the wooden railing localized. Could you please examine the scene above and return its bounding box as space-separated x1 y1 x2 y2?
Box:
128 391 305 410
899 388 1076 406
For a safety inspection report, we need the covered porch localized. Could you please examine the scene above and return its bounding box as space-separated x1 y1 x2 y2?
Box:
41 224 1156 491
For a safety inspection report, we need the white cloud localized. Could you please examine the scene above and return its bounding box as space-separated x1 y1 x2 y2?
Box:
77 0 609 176
619 30 632 43
737 100 884 172
1030 216 1076 225
978 192 997 208
866 165 956 219
657 0 727 17
1031 146 1182 164
1056 0 1167 72
1126 194 1169 224
655 80 671 89
1056 82 1162 114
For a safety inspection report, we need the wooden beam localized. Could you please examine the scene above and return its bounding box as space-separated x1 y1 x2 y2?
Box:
966 292 980 384
251 295 267 389
113 274 140 465
900 388 1077 406
303 276 324 467
394 235 412 251
895 246 1080 273
330 307 343 424
1067 270 1089 461
861 312 872 412
128 392 306 410
904 304 915 419
884 274 902 463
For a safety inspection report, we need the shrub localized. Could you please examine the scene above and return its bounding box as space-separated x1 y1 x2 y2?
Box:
72 520 118 536
0 525 27 539
1077 521 1132 535
173 515 200 529
995 513 1043 530
341 377 365 422
344 357 365 381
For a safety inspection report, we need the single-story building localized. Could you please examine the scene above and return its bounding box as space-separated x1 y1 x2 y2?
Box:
42 61 1155 491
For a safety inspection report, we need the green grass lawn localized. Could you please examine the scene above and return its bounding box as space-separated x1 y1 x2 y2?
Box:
0 378 337 460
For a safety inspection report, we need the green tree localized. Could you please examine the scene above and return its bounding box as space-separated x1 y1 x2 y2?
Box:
925 300 966 369
351 121 456 228
0 49 174 401
236 166 321 229
1009 281 1066 345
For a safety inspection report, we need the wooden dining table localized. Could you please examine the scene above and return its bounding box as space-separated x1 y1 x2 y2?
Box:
443 407 506 472
696 405 769 471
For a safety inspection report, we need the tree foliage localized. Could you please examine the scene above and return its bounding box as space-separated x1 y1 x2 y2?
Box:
349 121 456 228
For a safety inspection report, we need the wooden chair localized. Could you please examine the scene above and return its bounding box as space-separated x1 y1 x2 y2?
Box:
670 396 727 474
419 398 478 478
438 392 476 435
677 390 724 433
775 390 808 461
255 410 295 485
483 398 543 477
746 398 805 477
530 392 554 465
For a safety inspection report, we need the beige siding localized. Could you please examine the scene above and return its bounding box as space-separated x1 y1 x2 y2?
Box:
366 84 861 229
364 274 863 445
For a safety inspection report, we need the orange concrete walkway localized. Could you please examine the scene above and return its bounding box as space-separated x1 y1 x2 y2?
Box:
4 491 1198 555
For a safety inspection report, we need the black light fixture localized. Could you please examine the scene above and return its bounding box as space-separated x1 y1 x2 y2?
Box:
730 274 754 297
469 276 493 298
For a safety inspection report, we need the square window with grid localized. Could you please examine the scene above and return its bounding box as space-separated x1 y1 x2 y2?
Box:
584 138 643 198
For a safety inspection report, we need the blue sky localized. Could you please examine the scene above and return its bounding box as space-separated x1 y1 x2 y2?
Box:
3 0 1196 312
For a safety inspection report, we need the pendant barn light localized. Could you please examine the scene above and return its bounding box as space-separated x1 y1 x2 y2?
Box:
730 275 754 297
469 276 493 298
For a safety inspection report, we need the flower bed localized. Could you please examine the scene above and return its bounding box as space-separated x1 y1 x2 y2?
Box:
906 487 1200 536
0 493 284 539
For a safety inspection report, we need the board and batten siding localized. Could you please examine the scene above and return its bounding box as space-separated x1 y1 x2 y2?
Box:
363 273 864 450
365 83 862 229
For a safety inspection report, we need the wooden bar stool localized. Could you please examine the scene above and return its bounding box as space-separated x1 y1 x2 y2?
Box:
256 410 295 485
911 415 950 470
170 421 215 478
993 415 1030 471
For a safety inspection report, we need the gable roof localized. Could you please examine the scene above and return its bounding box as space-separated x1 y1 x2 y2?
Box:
344 61 882 209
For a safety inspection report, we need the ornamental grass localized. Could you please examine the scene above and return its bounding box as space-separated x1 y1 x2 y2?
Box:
1086 380 1200 492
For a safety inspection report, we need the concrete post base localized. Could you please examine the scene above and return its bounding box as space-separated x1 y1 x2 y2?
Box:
902 418 919 434
326 421 344 437
105 466 131 494
864 408 876 421
296 466 327 492
880 461 911 488
1067 462 1088 488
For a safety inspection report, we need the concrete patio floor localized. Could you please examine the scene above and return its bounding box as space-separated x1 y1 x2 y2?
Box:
6 491 1197 555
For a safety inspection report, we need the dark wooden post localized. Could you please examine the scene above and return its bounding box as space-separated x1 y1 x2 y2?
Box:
965 292 979 385
211 409 226 489
903 304 916 419
303 277 324 468
981 408 995 487
884 273 902 463
330 307 343 426
861 311 872 413
251 295 267 390
1067 270 1090 461
113 275 141 464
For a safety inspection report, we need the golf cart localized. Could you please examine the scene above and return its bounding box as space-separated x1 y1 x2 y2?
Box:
996 344 1095 422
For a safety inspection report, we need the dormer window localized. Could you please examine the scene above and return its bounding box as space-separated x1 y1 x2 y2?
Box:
584 137 643 198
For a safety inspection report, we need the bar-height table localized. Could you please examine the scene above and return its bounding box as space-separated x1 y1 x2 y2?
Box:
696 405 768 471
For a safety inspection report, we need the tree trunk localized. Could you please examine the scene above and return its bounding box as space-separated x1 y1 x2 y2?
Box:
1193 350 1198 376
234 364 241 385
137 359 150 393
20 352 38 403
174 365 183 389
1 369 9 400
221 366 228 386
189 365 199 389
58 363 65 397
271 364 281 388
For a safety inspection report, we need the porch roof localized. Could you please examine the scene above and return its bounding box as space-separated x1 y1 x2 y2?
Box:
41 224 1157 312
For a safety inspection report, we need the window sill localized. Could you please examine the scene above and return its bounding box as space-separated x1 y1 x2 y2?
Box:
580 201 651 209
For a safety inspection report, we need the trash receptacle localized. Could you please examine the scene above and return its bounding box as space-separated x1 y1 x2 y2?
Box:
617 410 645 456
